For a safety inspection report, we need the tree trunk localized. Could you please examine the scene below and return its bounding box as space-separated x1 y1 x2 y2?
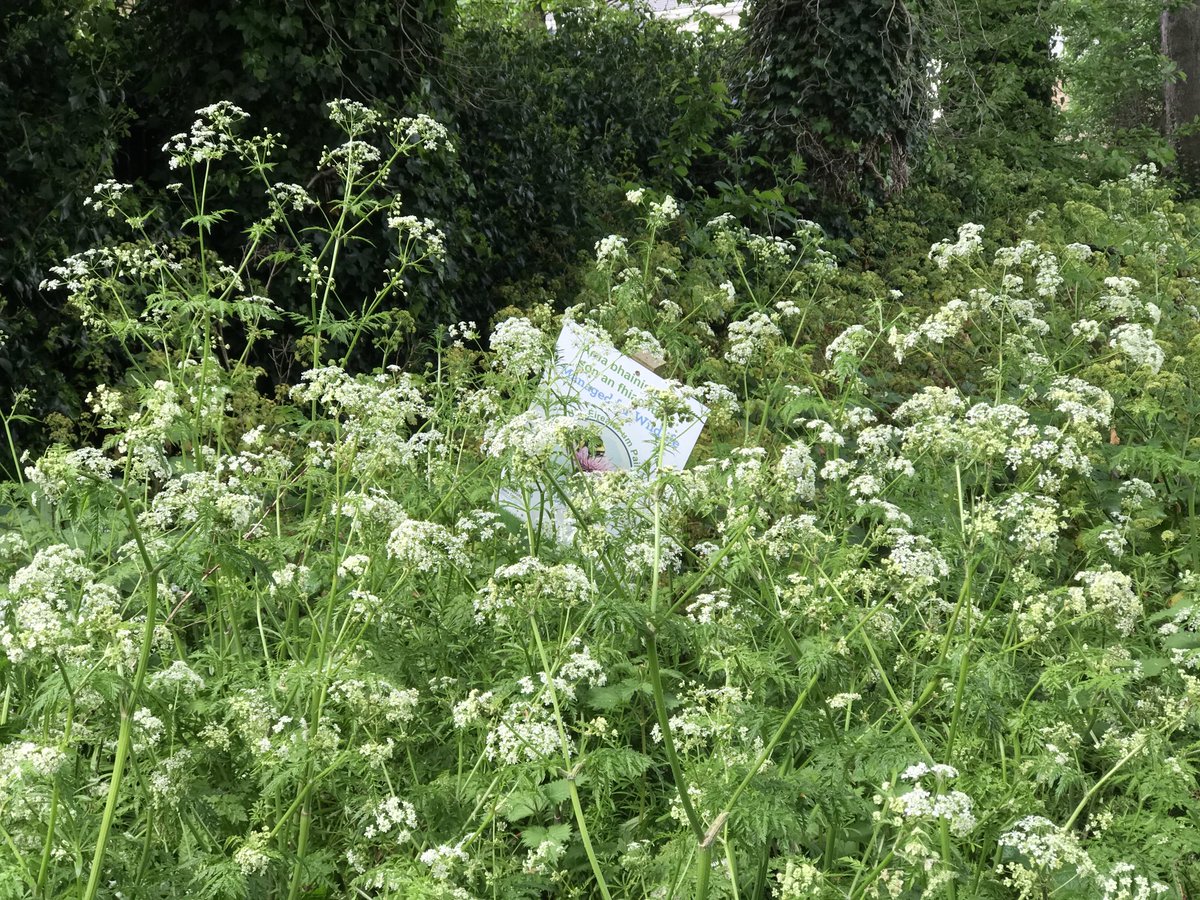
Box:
1163 2 1200 188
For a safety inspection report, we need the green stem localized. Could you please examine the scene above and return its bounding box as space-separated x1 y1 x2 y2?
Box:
645 628 704 840
566 772 613 900
38 657 75 896
286 800 313 900
715 673 819 819
695 844 713 900
81 492 162 900
36 792 58 897
861 630 933 762
1062 733 1152 831
529 620 612 900
940 819 958 900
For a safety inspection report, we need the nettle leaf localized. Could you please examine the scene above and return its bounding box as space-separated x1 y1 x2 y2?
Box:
1131 656 1174 677
1161 632 1200 652
519 823 572 850
585 677 650 710
499 780 571 823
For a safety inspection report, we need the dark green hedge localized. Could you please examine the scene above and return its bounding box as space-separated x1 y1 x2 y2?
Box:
0 2 742 459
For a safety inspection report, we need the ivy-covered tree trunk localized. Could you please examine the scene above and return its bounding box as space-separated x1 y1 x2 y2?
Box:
1163 1 1200 188
738 0 928 207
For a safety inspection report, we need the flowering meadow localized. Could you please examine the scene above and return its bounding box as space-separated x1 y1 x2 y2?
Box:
2 101 1200 900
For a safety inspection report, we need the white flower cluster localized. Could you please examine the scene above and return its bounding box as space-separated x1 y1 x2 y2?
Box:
482 410 588 476
290 367 438 475
1108 323 1164 374
889 298 972 363
233 830 274 876
269 563 313 598
998 816 1094 896
828 692 861 710
485 700 559 764
446 320 479 348
826 323 871 365
1071 566 1143 636
1127 162 1159 189
148 660 205 695
623 327 665 361
885 531 950 597
85 179 133 218
1044 376 1114 434
394 114 454 152
595 234 627 267
775 859 823 899
894 387 1095 495
1119 477 1157 512
893 385 965 427
266 182 316 214
336 553 371 579
475 557 593 624
489 317 548 378
724 311 781 366
0 741 67 790
143 471 262 534
745 233 799 268
318 139 382 179
524 835 568 875
147 749 194 806
163 101 249 169
776 441 817 502
386 212 447 262
686 588 734 625
1064 242 1094 262
1032 251 1062 298
451 688 495 728
0 533 29 561
365 796 418 842
649 683 754 754
971 492 1064 556
892 762 976 836
1097 276 1143 319
132 707 165 750
420 843 470 881
386 516 467 572
559 642 608 687
329 676 420 727
85 382 123 427
648 195 681 228
42 244 181 319
0 545 134 666
327 99 381 134
928 223 984 270
24 446 118 504
1099 863 1170 900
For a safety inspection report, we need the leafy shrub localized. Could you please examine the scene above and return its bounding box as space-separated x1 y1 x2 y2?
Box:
0 0 130 449
4 101 1200 898
440 7 740 324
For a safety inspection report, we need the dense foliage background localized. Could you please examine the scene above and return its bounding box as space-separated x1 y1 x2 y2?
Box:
3 0 1200 898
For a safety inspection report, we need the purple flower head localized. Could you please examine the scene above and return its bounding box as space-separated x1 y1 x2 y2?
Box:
574 446 616 473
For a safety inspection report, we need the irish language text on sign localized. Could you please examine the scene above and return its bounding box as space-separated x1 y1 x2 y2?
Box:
541 320 706 471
